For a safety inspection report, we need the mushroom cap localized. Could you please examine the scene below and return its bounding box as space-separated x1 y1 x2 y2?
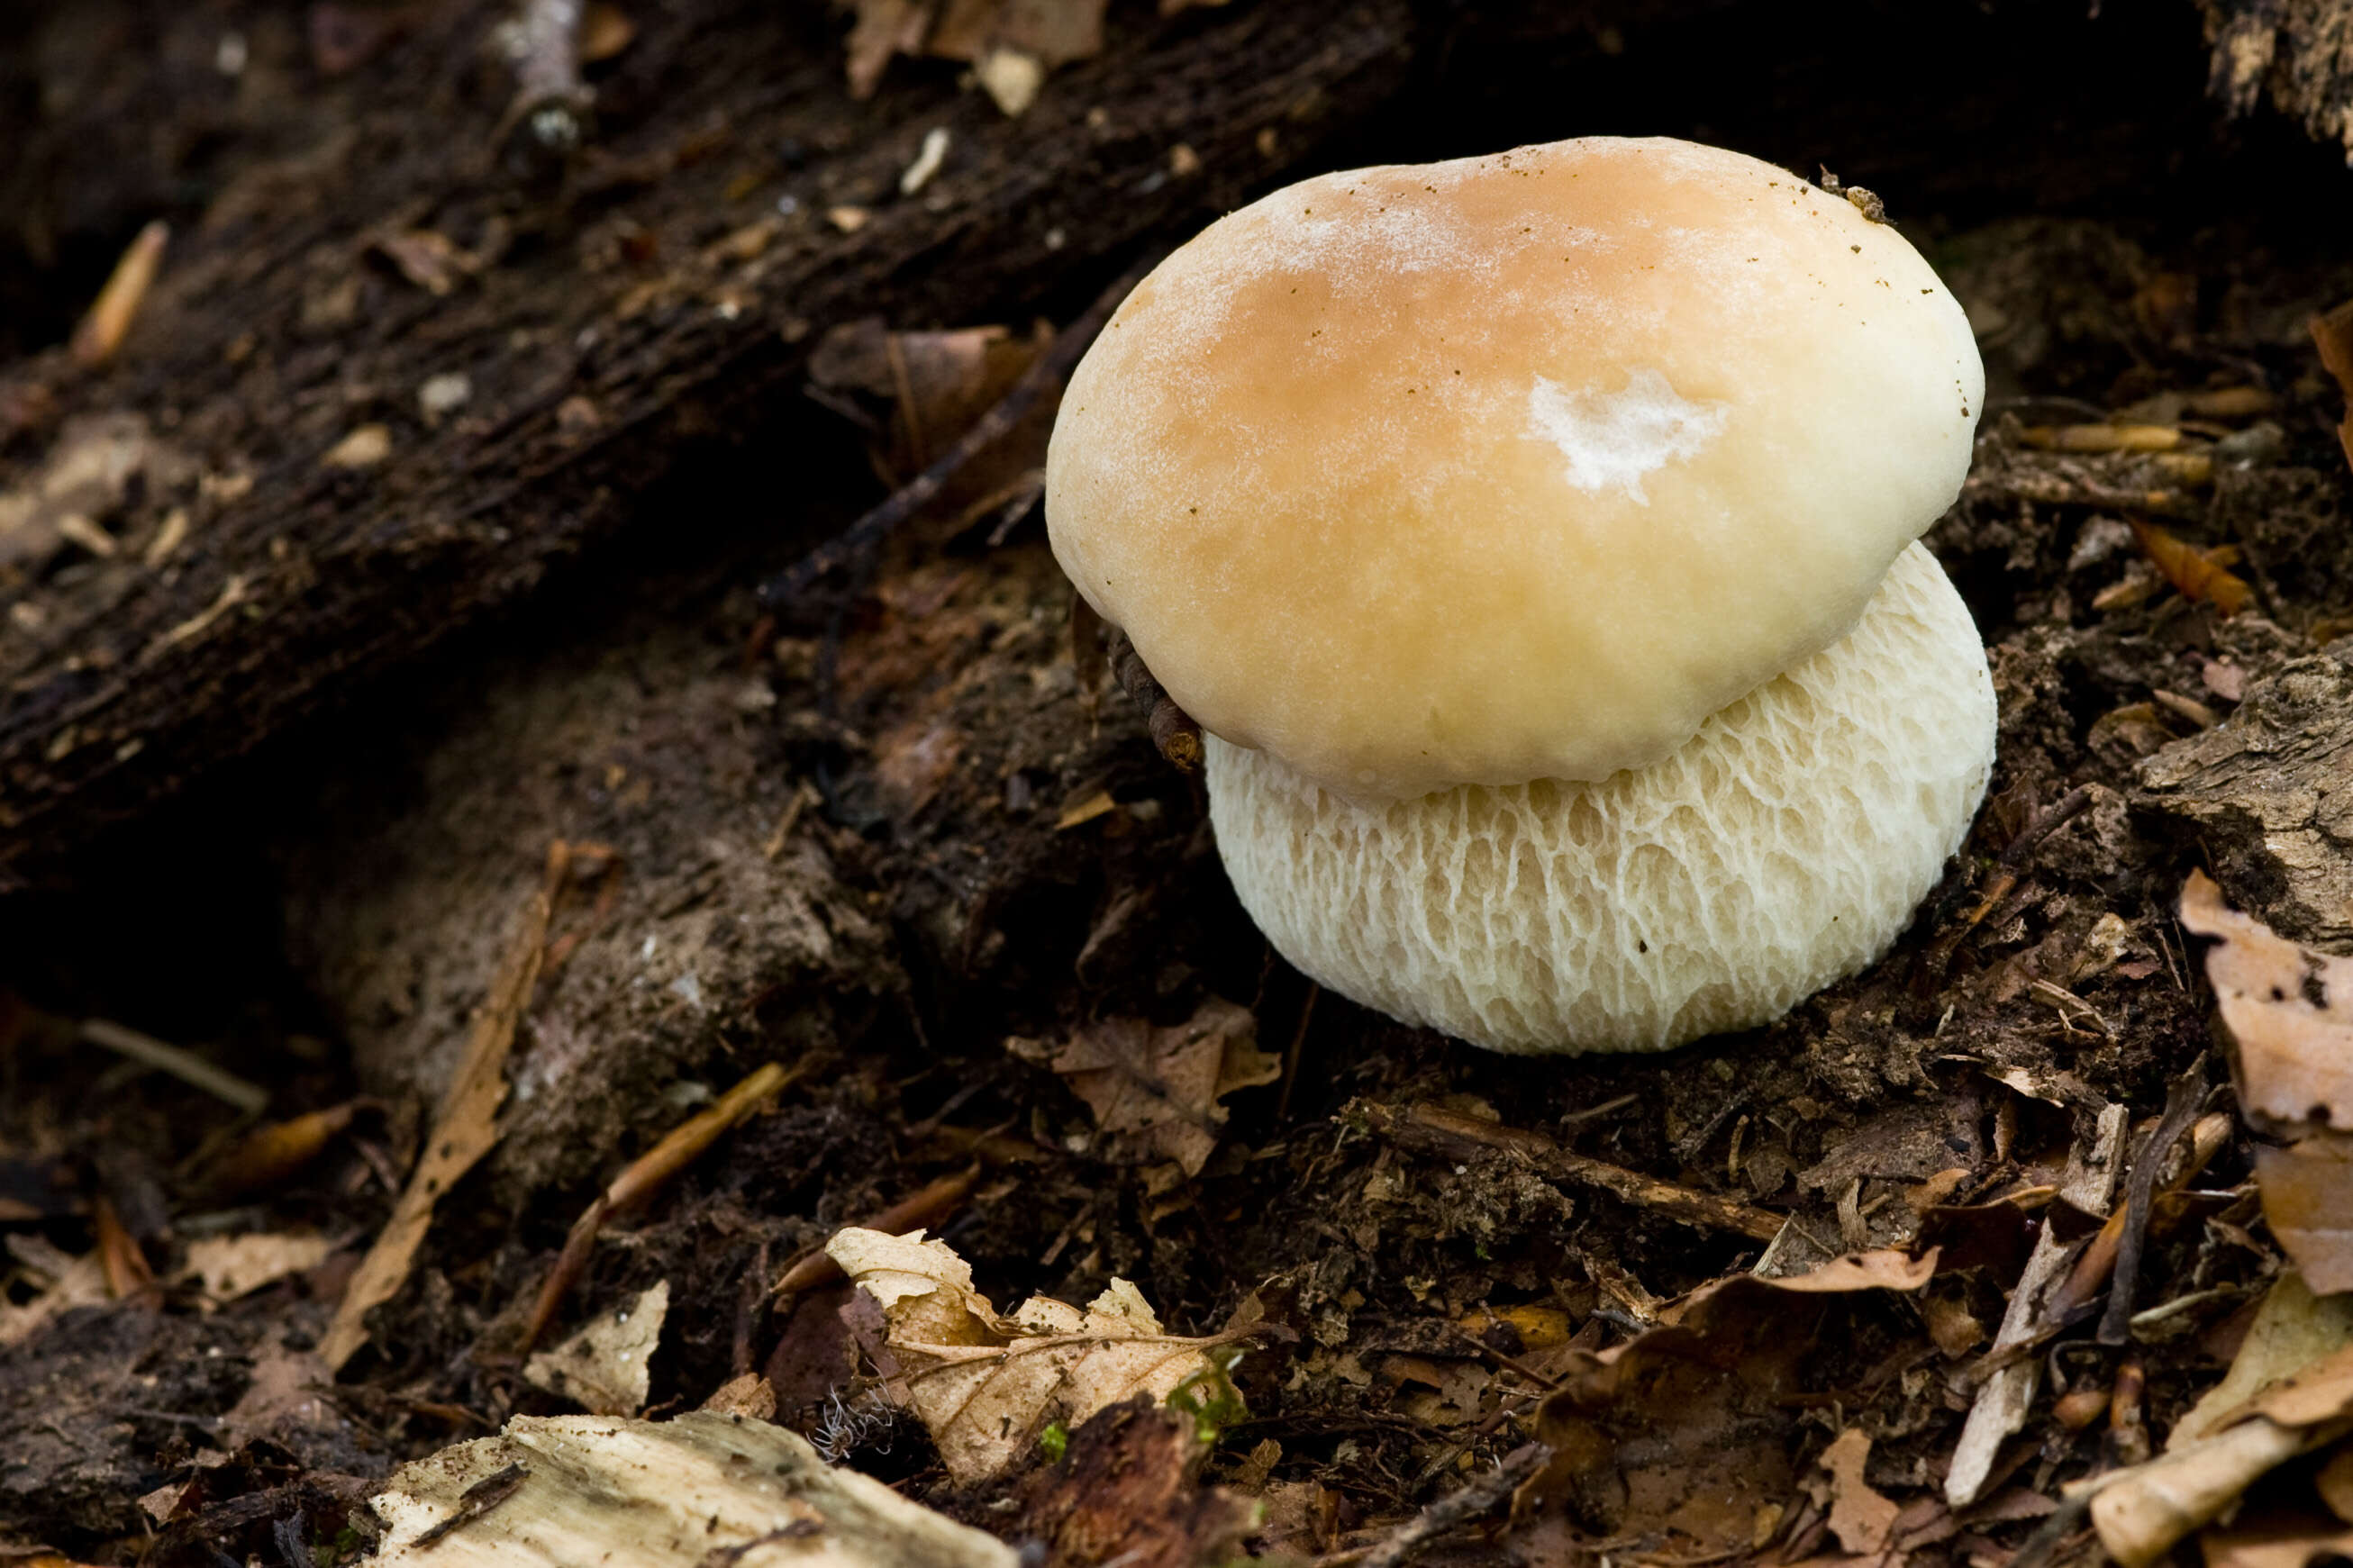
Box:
1048 136 1984 799
1204 543 1995 1054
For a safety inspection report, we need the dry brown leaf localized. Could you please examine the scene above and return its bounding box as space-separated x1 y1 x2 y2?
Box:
525 1281 668 1416
807 319 1048 513
2129 518 2251 614
1522 1249 1935 1552
826 1227 1247 1483
1022 999 1278 1177
219 1334 337 1449
2320 1446 2353 1524
2309 301 2353 477
2085 1283 2353 1567
2255 1139 2353 1296
1815 1428 1901 1554
321 847 565 1370
371 1411 1019 1567
2176 1273 2353 1448
180 1231 332 1305
203 1101 366 1199
2180 871 2353 1290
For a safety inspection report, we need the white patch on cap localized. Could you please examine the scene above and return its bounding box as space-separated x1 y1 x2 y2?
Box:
1526 369 1729 503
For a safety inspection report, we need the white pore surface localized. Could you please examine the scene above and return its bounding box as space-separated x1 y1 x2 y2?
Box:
1206 544 1995 1055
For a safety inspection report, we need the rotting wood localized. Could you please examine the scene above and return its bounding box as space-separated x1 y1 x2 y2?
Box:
0 0 1417 882
2138 645 2353 947
1359 1101 1786 1243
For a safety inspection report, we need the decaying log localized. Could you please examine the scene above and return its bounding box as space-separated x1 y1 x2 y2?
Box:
0 0 1414 881
2138 645 2353 948
2202 0 2353 159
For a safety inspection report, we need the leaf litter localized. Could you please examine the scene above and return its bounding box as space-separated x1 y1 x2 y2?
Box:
23 171 2353 1568
826 1226 1260 1483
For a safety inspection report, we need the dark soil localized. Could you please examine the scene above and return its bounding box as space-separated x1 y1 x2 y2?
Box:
5 2 2353 1564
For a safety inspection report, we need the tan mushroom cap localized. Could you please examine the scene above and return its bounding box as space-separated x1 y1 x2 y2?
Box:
1047 136 1984 800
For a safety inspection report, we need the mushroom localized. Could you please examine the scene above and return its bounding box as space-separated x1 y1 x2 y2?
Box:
1045 136 1994 1054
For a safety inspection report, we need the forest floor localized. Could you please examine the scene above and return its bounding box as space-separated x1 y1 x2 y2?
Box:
7 3 2353 1567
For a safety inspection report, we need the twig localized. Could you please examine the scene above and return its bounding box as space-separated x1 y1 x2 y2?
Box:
81 1018 268 1116
1105 625 1204 772
759 250 1162 617
1964 784 2094 926
1962 1109 2234 1382
1361 1101 1785 1242
770 1164 983 1298
520 1060 804 1354
2097 1065 2206 1346
1921 784 2097 986
2004 1490 2094 1568
1958 469 2196 519
1324 1442 1551 1568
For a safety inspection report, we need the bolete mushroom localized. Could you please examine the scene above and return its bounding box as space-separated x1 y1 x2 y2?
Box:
1045 136 1994 1054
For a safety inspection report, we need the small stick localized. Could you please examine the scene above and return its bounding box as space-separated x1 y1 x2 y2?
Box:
520 1060 803 1353
758 251 1162 614
2096 1066 2206 1346
1363 1101 1785 1242
81 1018 268 1116
769 1164 982 1298
1322 1442 1552 1568
1105 626 1203 771
1964 784 2095 928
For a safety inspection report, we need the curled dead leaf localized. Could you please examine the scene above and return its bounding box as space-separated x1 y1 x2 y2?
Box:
1521 1249 1934 1552
1014 998 1278 1177
826 1227 1254 1482
2129 519 2250 615
2180 871 2353 1290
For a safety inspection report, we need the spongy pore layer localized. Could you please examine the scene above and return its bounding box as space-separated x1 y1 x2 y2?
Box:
1206 544 1996 1055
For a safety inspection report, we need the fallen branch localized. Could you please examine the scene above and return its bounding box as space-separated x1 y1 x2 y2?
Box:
1359 1101 1785 1243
